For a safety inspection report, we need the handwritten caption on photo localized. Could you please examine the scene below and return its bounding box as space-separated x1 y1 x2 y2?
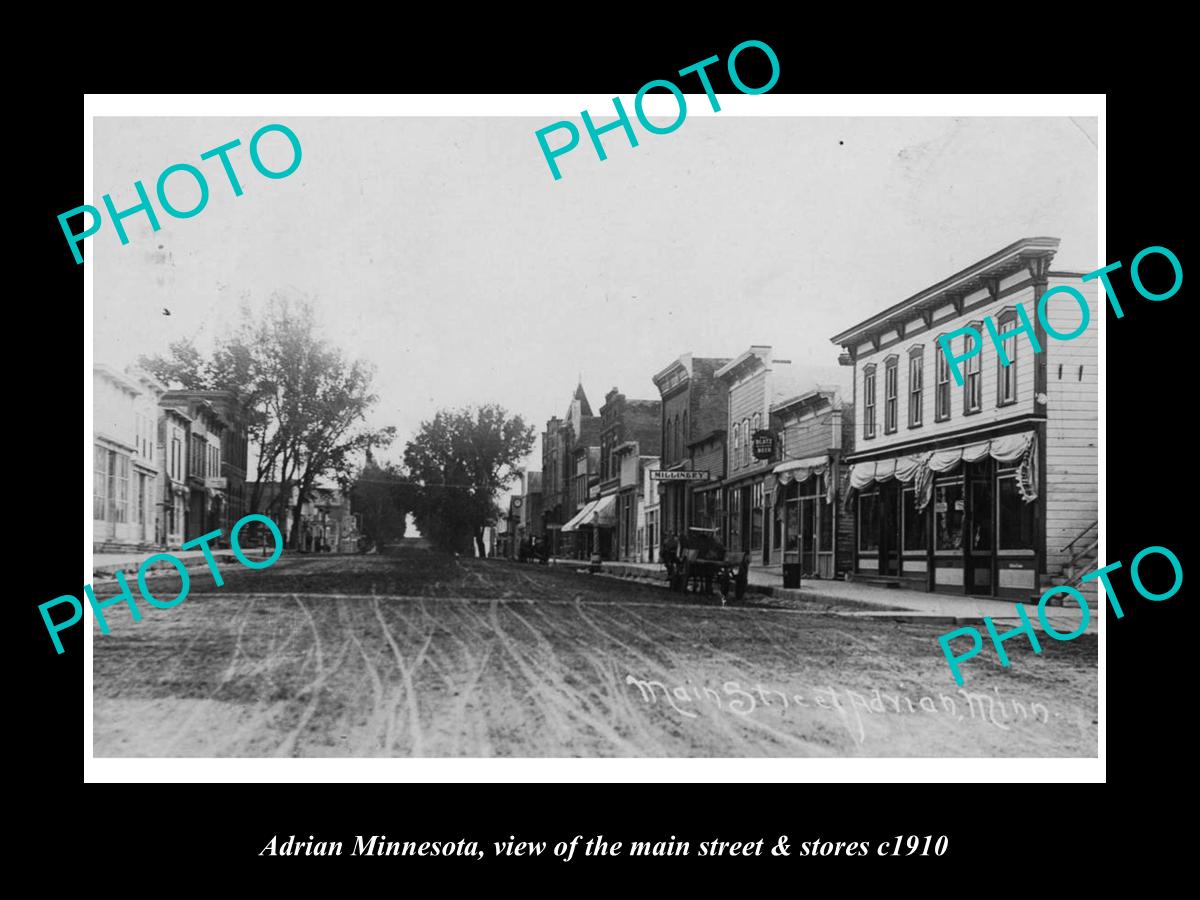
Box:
624 674 1047 744
59 123 302 264
938 543 1181 686
41 513 283 654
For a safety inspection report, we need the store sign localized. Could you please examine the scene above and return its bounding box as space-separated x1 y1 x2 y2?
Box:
650 470 710 482
752 430 776 460
205 477 228 490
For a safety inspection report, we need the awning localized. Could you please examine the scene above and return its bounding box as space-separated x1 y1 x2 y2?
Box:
560 500 599 532
772 454 835 507
846 430 1038 511
773 454 830 485
590 493 618 527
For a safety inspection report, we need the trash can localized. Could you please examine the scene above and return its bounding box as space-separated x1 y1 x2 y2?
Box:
783 563 802 589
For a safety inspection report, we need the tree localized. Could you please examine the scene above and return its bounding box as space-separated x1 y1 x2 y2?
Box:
140 293 394 547
349 456 410 547
403 405 535 556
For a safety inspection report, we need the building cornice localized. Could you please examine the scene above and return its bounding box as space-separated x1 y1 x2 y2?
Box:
829 237 1060 349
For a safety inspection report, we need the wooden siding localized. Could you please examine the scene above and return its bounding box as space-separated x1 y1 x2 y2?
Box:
854 277 1041 454
1043 276 1099 600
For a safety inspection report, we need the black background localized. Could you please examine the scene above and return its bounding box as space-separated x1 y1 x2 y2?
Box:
19 23 1187 886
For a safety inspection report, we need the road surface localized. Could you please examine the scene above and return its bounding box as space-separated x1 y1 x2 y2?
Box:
92 550 1098 757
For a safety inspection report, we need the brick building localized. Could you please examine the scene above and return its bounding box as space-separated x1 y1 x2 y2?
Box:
651 354 730 538
598 388 661 563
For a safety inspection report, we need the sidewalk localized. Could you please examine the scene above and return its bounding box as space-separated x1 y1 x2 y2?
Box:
553 558 1098 635
92 548 240 580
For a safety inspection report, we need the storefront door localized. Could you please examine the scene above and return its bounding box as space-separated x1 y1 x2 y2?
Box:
880 484 899 576
800 496 817 575
965 464 994 594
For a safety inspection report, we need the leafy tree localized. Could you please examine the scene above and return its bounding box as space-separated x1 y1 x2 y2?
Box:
403 405 535 556
349 456 411 547
140 293 394 547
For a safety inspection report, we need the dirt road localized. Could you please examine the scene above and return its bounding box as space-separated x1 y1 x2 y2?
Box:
92 552 1097 757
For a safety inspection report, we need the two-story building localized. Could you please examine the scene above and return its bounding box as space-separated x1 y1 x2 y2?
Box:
158 403 191 547
639 457 661 563
161 391 227 543
651 354 730 539
830 236 1097 601
769 382 855 579
182 391 249 533
687 429 726 538
598 388 662 563
93 364 163 551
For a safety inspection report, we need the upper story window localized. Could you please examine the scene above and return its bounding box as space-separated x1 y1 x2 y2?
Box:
996 308 1018 406
863 364 877 439
732 418 740 468
964 322 982 414
742 419 751 466
935 337 950 422
908 346 924 427
884 356 898 434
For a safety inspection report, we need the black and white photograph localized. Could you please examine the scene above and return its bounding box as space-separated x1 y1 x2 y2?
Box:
87 107 1099 760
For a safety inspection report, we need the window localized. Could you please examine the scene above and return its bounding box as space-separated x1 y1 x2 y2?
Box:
934 479 964 551
902 486 927 551
858 491 880 552
884 356 898 434
681 412 688 456
114 454 129 523
908 348 924 427
742 419 751 466
727 487 742 548
997 472 1036 550
997 310 1018 406
732 421 740 469
964 326 982 413
863 365 877 439
935 338 951 422
94 445 108 520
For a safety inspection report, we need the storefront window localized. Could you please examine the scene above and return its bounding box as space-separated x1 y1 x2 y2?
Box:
727 488 742 549
934 480 964 550
970 480 992 551
751 483 764 551
819 487 833 553
94 445 108 520
786 493 800 553
858 491 880 552
997 473 1036 550
902 487 927 551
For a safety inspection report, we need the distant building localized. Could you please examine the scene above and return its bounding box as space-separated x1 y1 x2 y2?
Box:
158 404 192 548
159 392 227 543
597 388 661 563
651 354 731 539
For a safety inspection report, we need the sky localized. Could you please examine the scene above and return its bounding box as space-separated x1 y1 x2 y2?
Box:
94 114 1097 488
